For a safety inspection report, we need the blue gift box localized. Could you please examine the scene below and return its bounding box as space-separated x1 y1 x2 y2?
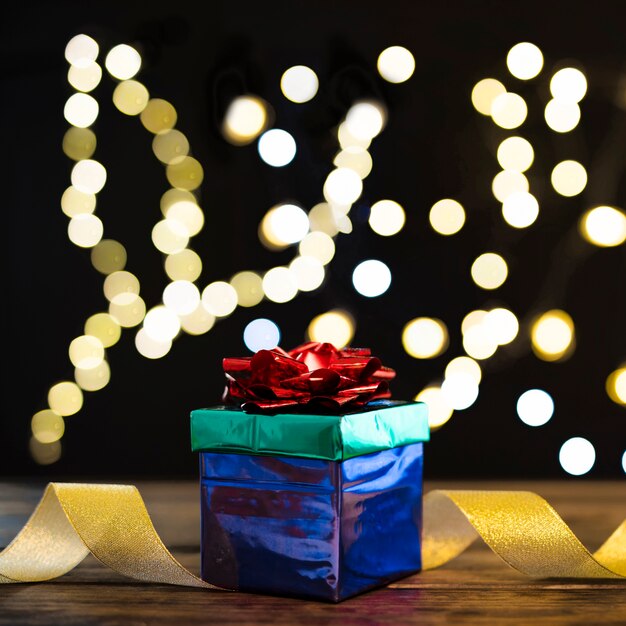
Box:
192 401 429 602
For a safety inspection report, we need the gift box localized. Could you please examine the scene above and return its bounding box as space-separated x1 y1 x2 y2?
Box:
190 343 429 602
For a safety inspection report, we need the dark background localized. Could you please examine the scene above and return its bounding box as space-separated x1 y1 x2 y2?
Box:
1 0 624 479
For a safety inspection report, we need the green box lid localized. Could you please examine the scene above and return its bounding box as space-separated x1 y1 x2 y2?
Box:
190 400 429 461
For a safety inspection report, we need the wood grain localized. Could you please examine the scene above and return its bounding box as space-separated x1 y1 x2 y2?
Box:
1 480 625 625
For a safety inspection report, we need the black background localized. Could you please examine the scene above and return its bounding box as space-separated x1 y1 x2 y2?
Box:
1 0 625 479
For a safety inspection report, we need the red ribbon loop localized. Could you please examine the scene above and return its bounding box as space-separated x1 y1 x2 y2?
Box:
223 342 395 413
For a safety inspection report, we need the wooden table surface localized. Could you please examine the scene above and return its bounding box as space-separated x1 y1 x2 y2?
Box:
1 480 625 625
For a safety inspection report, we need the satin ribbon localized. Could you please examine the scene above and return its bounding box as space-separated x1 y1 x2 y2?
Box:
223 342 395 412
1 484 624 585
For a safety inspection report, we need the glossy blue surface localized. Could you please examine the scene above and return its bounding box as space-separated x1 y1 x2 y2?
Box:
199 443 423 602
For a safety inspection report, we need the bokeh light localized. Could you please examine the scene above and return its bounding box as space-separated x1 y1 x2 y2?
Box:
517 389 554 427
61 187 96 217
163 280 201 316
484 308 519 345
471 78 506 116
179 303 216 336
429 199 466 235
323 168 363 205
531 309 575 361
258 129 297 167
462 324 498 361
135 328 171 360
338 121 371 149
280 66 319 103
368 200 406 236
90 239 127 274
202 281 239 316
68 61 103 93
445 356 482 384
48 381 83 416
222 96 268 145
605 366 626 406
165 249 203 282
545 100 580 133
140 99 177 134
31 410 65 444
299 231 335 265
402 318 448 359
62 128 97 161
64 93 99 128
75 360 111 391
307 310 355 349
153 130 190 165
260 204 309 248
105 44 142 80
502 191 539 228
559 437 595 476
289 256 325 291
262 267 298 303
71 159 107 194
471 253 508 290
308 203 340 237
551 160 587 197
69 335 105 369
165 200 204 237
230 271 264 307
334 147 373 179
352 259 391 297
68 214 104 248
151 219 189 254
108 293 146 328
441 374 479 410
243 318 281 352
84 313 121 348
497 136 534 172
65 34 99 68
166 156 204 190
550 68 587 103
345 101 386 140
492 170 529 202
103 270 140 301
579 206 626 247
377 46 415 83
30 439 62 465
415 386 453 429
143 305 181 342
491 93 527 129
506 42 543 80
112 80 150 115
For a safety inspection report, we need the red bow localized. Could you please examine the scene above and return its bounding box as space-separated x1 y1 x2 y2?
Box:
223 341 395 413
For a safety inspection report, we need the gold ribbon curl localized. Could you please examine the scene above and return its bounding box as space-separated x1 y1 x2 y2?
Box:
0 484 624 585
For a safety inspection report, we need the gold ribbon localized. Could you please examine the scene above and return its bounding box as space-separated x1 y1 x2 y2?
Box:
1 483 624 585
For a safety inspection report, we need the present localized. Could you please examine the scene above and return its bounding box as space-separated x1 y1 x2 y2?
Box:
190 342 429 602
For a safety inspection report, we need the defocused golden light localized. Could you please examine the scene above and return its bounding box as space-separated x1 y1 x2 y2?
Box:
258 129 297 167
262 267 298 303
441 372 479 410
506 42 543 80
484 307 519 345
531 309 575 361
280 66 319 103
31 410 64 444
345 101 386 140
143 305 181 342
166 156 204 190
65 34 99 68
334 148 373 179
260 204 309 249
105 44 142 80
222 95 268 145
140 99 177 134
352 259 391 297
491 93 527 129
323 168 363 205
165 200 204 237
68 214 104 248
299 231 335 265
606 366 626 406
461 310 487 335
368 199 406 236
230 271 264 307
502 191 539 228
492 170 529 202
580 206 626 247
337 122 371 149
545 99 580 133
85 312 121 348
402 318 449 359
160 188 196 215
75 360 111 391
429 199 466 235
445 356 482 384
112 80 150 115
471 253 508 290
550 68 587 103
29 438 62 465
62 127 97 161
71 159 107 194
103 270 140 301
69 335 105 369
307 310 355 349
377 46 415 83
551 160 587 197
165 249 203 282
163 280 201 316
68 61 102 92
61 186 96 217
135 328 171 359
152 130 190 165
108 293 146 327
151 219 189 254
415 386 453 429
202 281 239 316
462 324 498 360
471 78 506 116
48 381 83 416
308 202 340 236
289 256 325 292
179 303 216 336
90 239 127 274
497 136 534 172
64 93 99 128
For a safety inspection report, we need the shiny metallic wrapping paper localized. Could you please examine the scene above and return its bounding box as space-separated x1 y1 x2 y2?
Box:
199 443 424 602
